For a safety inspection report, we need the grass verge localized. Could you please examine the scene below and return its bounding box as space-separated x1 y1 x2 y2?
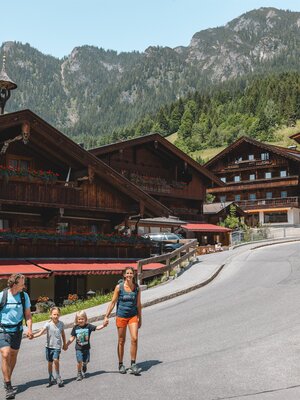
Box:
32 292 113 323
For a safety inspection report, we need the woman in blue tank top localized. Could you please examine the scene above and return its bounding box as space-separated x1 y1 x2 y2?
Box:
104 267 142 375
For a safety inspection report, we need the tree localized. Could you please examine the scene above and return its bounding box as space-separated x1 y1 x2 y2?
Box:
220 205 242 229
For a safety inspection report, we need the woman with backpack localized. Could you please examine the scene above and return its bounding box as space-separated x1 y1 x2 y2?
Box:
104 266 142 375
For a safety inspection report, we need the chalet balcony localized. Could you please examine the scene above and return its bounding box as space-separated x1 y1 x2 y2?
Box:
171 207 205 222
0 178 84 209
0 232 151 259
128 174 188 196
224 158 287 170
237 196 299 210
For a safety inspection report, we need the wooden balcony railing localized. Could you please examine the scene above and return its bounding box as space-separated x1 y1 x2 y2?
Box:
237 196 299 210
0 178 83 208
0 238 151 259
225 159 286 170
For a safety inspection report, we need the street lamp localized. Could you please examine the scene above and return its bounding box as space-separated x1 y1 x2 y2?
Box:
0 55 17 115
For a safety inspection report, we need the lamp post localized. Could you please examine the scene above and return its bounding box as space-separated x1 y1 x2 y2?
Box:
0 55 17 115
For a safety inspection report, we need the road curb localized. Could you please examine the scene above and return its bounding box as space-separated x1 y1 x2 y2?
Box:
249 238 300 250
141 264 225 309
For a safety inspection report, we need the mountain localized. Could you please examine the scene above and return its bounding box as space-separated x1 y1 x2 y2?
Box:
2 7 300 143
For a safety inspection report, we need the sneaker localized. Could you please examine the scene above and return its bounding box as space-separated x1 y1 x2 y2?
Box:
82 363 87 373
3 383 17 394
118 364 127 374
128 363 141 375
46 375 56 388
5 385 15 399
56 376 64 387
76 372 83 381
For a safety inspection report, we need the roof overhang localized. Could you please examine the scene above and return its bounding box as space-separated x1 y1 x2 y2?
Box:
181 223 232 232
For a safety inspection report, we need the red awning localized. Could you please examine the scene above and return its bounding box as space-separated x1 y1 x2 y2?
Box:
32 260 164 276
181 223 232 232
0 261 50 279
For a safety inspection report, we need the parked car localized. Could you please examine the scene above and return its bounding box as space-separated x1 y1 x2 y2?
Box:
142 233 184 253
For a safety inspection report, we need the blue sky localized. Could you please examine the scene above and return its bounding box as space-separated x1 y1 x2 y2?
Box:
3 0 300 58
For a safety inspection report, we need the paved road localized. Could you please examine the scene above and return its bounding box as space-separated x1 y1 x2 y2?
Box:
7 242 300 399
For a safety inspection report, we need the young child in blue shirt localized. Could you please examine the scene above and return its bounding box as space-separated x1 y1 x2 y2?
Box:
66 310 107 381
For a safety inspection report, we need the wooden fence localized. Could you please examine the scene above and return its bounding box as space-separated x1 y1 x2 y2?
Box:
137 239 198 284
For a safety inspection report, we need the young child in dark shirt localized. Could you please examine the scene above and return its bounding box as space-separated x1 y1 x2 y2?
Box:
66 310 107 381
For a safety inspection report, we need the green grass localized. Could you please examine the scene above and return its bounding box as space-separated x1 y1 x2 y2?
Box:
191 146 227 163
32 292 113 323
269 121 300 148
167 120 300 163
165 132 178 144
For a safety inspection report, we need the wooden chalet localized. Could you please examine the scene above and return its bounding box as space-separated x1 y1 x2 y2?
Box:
90 133 223 227
0 110 171 303
204 136 300 226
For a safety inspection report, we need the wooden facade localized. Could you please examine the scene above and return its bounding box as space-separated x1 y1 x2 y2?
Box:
90 134 223 225
205 136 300 226
0 110 174 302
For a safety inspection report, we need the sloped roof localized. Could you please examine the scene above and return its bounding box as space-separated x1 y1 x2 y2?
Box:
289 132 300 144
203 201 244 214
90 133 224 186
204 136 300 168
0 110 171 217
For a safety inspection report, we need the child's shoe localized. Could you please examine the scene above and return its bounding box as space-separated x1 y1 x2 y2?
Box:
76 371 83 381
46 375 56 387
56 376 64 387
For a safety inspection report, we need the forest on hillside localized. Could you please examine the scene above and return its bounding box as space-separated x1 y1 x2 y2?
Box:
82 72 300 157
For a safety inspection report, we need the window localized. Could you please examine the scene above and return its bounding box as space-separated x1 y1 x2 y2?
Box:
8 157 31 171
281 191 287 198
0 219 9 229
280 170 287 177
56 222 68 235
234 175 241 182
235 156 242 163
264 212 288 223
261 152 270 160
220 195 226 203
249 174 255 181
235 194 241 201
220 177 226 183
266 192 272 199
249 193 256 201
248 154 254 161
265 172 272 179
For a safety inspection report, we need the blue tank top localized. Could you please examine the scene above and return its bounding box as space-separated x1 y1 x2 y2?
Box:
117 282 139 318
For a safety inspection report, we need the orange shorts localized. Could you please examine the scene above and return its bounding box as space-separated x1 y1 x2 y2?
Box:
116 315 138 328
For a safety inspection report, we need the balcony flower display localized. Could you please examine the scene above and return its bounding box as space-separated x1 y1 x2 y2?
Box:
0 229 149 245
0 165 59 181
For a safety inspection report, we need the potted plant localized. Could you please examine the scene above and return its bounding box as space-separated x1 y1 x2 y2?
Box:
35 296 55 313
62 293 79 307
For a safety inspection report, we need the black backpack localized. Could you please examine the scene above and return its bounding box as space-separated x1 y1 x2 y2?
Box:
0 288 27 331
